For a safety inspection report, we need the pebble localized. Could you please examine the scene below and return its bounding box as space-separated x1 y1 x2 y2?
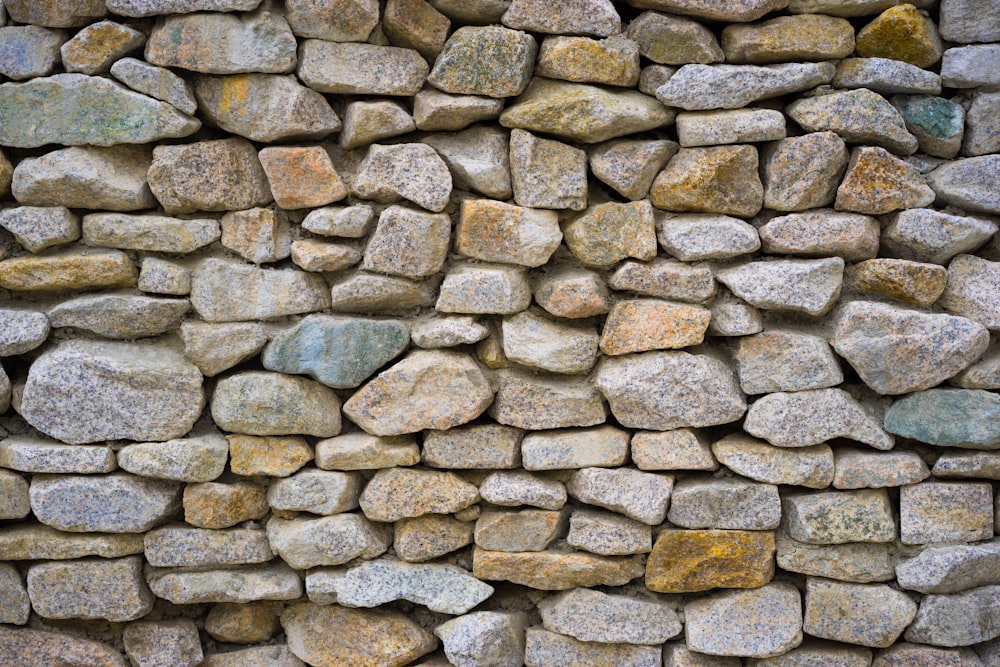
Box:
782 489 896 544
147 138 271 215
804 578 918 647
0 562 29 624
0 247 136 292
896 540 1000 594
596 351 746 430
776 534 895 583
735 331 844 394
339 100 414 150
267 469 361 515
123 620 203 667
568 466 673 524
657 213 760 261
933 450 1000 479
927 155 1000 215
394 514 474 562
647 528 776 593
713 435 834 488
905 586 1000 646
281 603 437 667
883 209 997 265
179 321 267 377
308 558 493 614
722 14 855 64
26 555 152 621
413 87 504 132
302 204 374 238
885 388 1000 449
330 271 437 313
148 562 303 604
478 470 567 509
315 433 420 471
893 94 964 159
257 147 345 209
83 212 218 253
47 293 190 339
855 4 943 68
144 525 272 567
0 26 65 80
266 514 389 569
0 627 126 667
524 626 662 667
539 587 681 644
475 507 565 551
435 611 527 667
900 482 994 545
651 145 764 217
359 467 479 522
656 62 836 111
787 89 917 155
382 0 450 60
455 199 560 268
190 258 330 322
0 438 114 474
668 477 780 530
491 369 608 429
836 146 936 214
684 583 804 658
532 266 611 318
184 480 269 529
429 26 536 97
352 143 452 212
423 126 513 199
832 300 989 395
716 258 844 316
762 133 849 211
536 35 640 87
0 206 78 253
0 309 48 356
117 433 227 483
834 58 941 96
284 0 378 41
500 77 675 143
146 9 296 74
833 448 930 489
423 423 523 469
631 428 719 471
0 523 144 561
608 257 717 303
472 547 646 589
212 371 341 437
60 20 144 75
745 388 893 449
510 129 587 210
625 11 723 65
600 299 710 354
589 138 677 200
363 205 451 278
676 109 785 147
110 57 197 115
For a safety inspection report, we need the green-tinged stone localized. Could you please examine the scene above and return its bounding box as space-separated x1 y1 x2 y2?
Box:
428 26 537 97
885 388 1000 449
895 95 964 140
0 73 199 147
262 315 409 389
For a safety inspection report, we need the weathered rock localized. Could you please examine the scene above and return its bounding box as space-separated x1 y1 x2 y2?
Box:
905 586 1000 647
316 433 420 471
455 199 560 268
501 0 620 35
190 258 330 322
491 369 607 429
110 57 197 115
892 94 965 159
886 388 1000 449
257 146 346 210
83 213 218 253
940 254 1000 330
413 87 505 132
0 206 79 253
283 0 378 41
423 126 513 199
0 74 198 147
745 388 893 449
564 201 657 266
897 539 1000 594
685 583 804 658
776 534 895 583
339 99 414 151
627 0 789 22
0 523 144 561
735 331 843 394
428 26 536 98
535 35 639 87
266 514 389 569
221 208 290 264
383 0 450 59
762 209 880 261
0 248 137 292
0 627 127 667
423 423 521 469
713 435 833 488
123 620 203 667
845 258 947 307
665 646 744 667
783 489 896 544
657 213 760 261
835 57 941 98
329 271 437 313
61 20 144 75
200 645 305 667
435 611 527 667
762 133 849 211
532 266 611 319
832 301 989 395
394 514 474 562
940 0 1000 42
267 470 361 515
609 257 716 303
45 293 188 339
521 426 628 471
476 508 566 551
148 562 303 604
873 643 985 667
108 0 263 16
647 529 776 593
0 562 29 625
856 4 943 68
359 467 479 522
0 438 115 474
299 40 428 96
600 299 709 354
900 482 994 544
837 146 935 214
184 480 269 529
29 473 181 533
655 62 835 110
540 588 680 645
833 448 930 489
0 469 29 519
568 467 673 524
787 89 917 156
118 434 227 483
589 138 677 201
137 260 190 296
479 470 567 509
472 547 645 589
303 205 374 238
362 206 450 279
962 91 1000 157
804 578 918 648
509 129 587 211
212 372 340 438
651 145 763 217
27 556 152 622
716 258 844 316
0 309 49 356
0 26 65 80
353 143 451 212
525 626 661 667
668 477 781 530
291 240 362 273
4 0 105 27
631 428 719 471
179 321 268 377
942 44 1000 88
502 308 599 373
676 109 785 147
626 11 723 65
722 14 854 63
927 155 1000 215
144 525 272 567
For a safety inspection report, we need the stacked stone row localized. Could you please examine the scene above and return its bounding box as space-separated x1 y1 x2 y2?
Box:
0 0 999 664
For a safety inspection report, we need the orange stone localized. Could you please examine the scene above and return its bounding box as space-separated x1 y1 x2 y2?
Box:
258 146 347 210
835 146 935 215
227 434 314 477
600 299 711 355
183 480 269 529
856 4 943 68
846 258 947 307
650 145 763 218
532 268 612 319
646 529 776 593
473 547 645 590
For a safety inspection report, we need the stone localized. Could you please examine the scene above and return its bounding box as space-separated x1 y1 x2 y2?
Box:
123 620 202 667
568 467 673 524
502 309 599 373
0 524 144 561
427 26 537 99
600 299 709 354
596 351 746 430
941 255 1000 330
412 315 489 348
834 58 941 96
856 4 943 68
196 74 341 143
900 482 994 544
138 258 191 295
0 206 79 253
788 89 917 155
684 583 804 658
424 128 512 202
61 20 144 75
266 514 389 569
804 578 918 648
220 208 290 264
524 626 661 667
676 109 785 147
629 0 789 21
303 205 374 238
833 448 930 489
0 248 136 292
22 340 202 444
339 100 415 150
832 300 989 395
179 321 268 377
0 469 29 519
46 294 189 339
359 467 479 522
951 350 1000 390
281 603 437 667
509 129 586 211
267 470 361 515
0 309 49 356
722 14 854 64
0 563 29 625
110 57 197 115
284 0 377 41
745 388 893 449
962 91 1000 157
363 206 450 279
395 514 474 562
190 258 330 322
886 388 1000 449
893 94 964 159
940 0 1000 42
664 646 742 667
564 202 658 267
668 477 781 530
108 0 263 15
437 262 532 315
906 586 1000 647
435 611 527 667
13 145 154 211
608 258 716 303
589 138 677 201
472 547 645 589
928 155 1000 215
413 87 504 132
656 62 836 111
205 602 282 644
423 424 522 469
30 473 180 533
118 434 227 483
897 540 1000 594
184 480 269 529
148 138 271 215
27 556 152 621
383 0 450 59
651 145 763 217
874 643 985 667
501 0 620 35
262 315 408 390
475 508 565 551
776 534 895 583
291 241 362 273
762 133 849 211
146 8 296 74
316 433 420 471
540 588 680 644
532 267 611 319
82 213 218 253
783 489 896 544
0 438 115 474
884 209 997 265
713 435 833 488
647 529 776 593
786 0 893 14
147 562 303 604
535 35 639 87
353 143 451 212
201 646 305 667
501 77 675 143
716 258 844 316
735 331 843 394
479 470 567 509
329 271 437 313
944 44 1000 87
657 213 759 261
626 11 723 65
631 429 718 471
0 26 65 80
144 525 272 567
567 507 651 555
0 74 199 147
0 627 127 667
491 370 608 429
299 40 428 96
760 210 880 262
212 372 340 438
455 199 559 267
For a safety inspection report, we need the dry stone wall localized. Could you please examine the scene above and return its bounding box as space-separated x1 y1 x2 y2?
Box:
0 0 999 664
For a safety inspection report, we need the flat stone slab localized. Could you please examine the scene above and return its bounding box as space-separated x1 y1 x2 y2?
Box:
359 467 479 522
212 371 341 438
905 585 1000 647
0 437 116 474
191 258 330 322
804 578 917 648
0 627 127 667
147 562 303 604
684 583 803 658
118 433 228 482
0 523 144 561
472 547 645 590
668 477 781 530
885 388 1000 448
647 529 775 593
525 626 662 667
435 611 526 667
744 388 893 449
656 62 835 110
27 555 152 621
896 539 1000 594
776 534 895 583
144 525 273 567
266 514 390 569
539 587 681 645
783 489 896 544
30 473 181 533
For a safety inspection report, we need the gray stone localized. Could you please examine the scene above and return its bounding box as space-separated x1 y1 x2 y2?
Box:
568 467 673 524
736 331 843 394
941 254 1000 330
609 258 716 303
804 578 917 648
934 450 1000 479
411 314 489 349
0 206 78 253
525 626 661 667
834 57 941 95
963 92 1000 157
267 514 389 569
626 10 723 65
435 612 527 667
118 434 227 483
928 155 1000 215
745 388 893 449
715 258 844 316
212 371 341 438
906 586 1000 647
491 369 608 430
900 482 994 545
0 309 48 356
713 435 833 488
437 262 533 315
110 57 197 115
414 87 504 132
191 258 330 322
567 508 652 555
776 534 895 583
510 129 587 210
144 525 273 567
501 0 620 36
429 26 536 98
475 508 565 551
0 523 144 561
423 127 513 200
589 138 677 201
339 100 413 150
147 562 303 604
897 539 1000 594
423 424 522 469
875 643 985 667
315 433 420 471
363 205 450 279
532 266 611 319
629 0 789 21
684 583 804 659
657 213 760 261
180 321 267 377
0 26 65 80
353 143 451 212
883 209 998 265
359 467 479 522
46 293 189 339
27 556 152 622
479 470 567 509
30 473 180 533
762 133 849 212
123 620 203 667
940 0 1000 42
539 588 681 645
267 470 361 515
0 627 127 667
83 213 218 253
220 207 290 264
668 477 781 530
302 205 374 238
299 40 427 96
284 0 378 41
885 388 1000 449
0 563 29 625
833 448 930 489
676 109 785 147
138 258 191 296
502 309 599 374
329 271 437 314
0 469 29 519
656 62 835 110
783 489 896 544
941 45 1000 88
520 425 629 470
108 0 262 15
394 514 474 562
760 210 879 262
0 438 115 474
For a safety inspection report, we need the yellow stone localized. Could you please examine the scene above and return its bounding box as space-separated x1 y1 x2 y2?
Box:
646 529 776 593
856 4 943 68
205 601 282 643
227 434 314 477
722 14 855 64
600 299 711 355
846 258 947 307
473 547 645 590
535 35 640 87
183 480 269 530
650 145 763 218
0 248 136 291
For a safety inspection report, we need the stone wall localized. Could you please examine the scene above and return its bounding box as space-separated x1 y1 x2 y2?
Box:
0 0 999 664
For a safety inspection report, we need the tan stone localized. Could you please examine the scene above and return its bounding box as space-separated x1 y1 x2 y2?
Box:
0 247 135 291
535 35 640 87
394 514 474 562
651 145 763 218
383 0 450 60
205 602 281 644
600 299 711 355
455 199 562 268
339 100 415 150
722 14 855 64
646 529 776 593
61 20 145 75
0 627 126 667
359 467 479 522
258 146 347 210
473 547 645 590
228 435 314 477
856 4 943 68
290 240 362 273
0 523 143 561
563 200 658 268
183 480 269 530
846 258 948 307
626 11 723 65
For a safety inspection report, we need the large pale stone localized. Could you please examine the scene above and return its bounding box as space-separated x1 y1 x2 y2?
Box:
479 470 567 509
833 448 930 489
656 62 835 110
0 524 144 561
783 489 896 544
927 155 1000 215
608 257 716 303
900 482 994 544
472 547 645 590
423 126 512 199
0 248 136 292
180 321 267 377
353 143 452 212
509 128 587 210
284 0 377 41
804 578 918 648
395 514 474 562
108 0 263 16
30 473 181 533
713 435 833 488
315 433 420 471
123 620 203 667
184 480 269 529
413 87 505 132
745 388 893 449
647 529 775 593
896 539 1000 594
786 88 918 155
298 40 427 96
539 588 681 644
777 534 894 584
27 556 151 622
0 438 115 474
676 109 785 147
429 26 536 97
940 254 1000 330
668 477 781 530
436 612 527 667
600 299 710 354
118 434 228 482
735 331 843 394
46 293 189 339
0 206 78 253
502 308 599 374
722 14 854 63
568 507 651 556
568 467 673 524
83 213 218 253
535 35 639 87
362 205 451 279
762 132 850 212
589 138 677 200
759 210 880 263
563 200 658 267
110 57 197 114
0 309 49 356
657 213 760 261
212 371 341 437
0 627 127 667
627 0 789 22
329 271 437 314
266 514 390 569
455 199 560 267
715 258 843 316
147 562 303 604
267 470 361 515
0 563 29 625
491 370 607 429
685 583 804 659
626 11 723 65
144 525 272 567
190 258 330 322
905 586 1000 647
359 467 479 522
201 646 304 667
525 626 662 667
423 424 521 469
475 508 565 552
